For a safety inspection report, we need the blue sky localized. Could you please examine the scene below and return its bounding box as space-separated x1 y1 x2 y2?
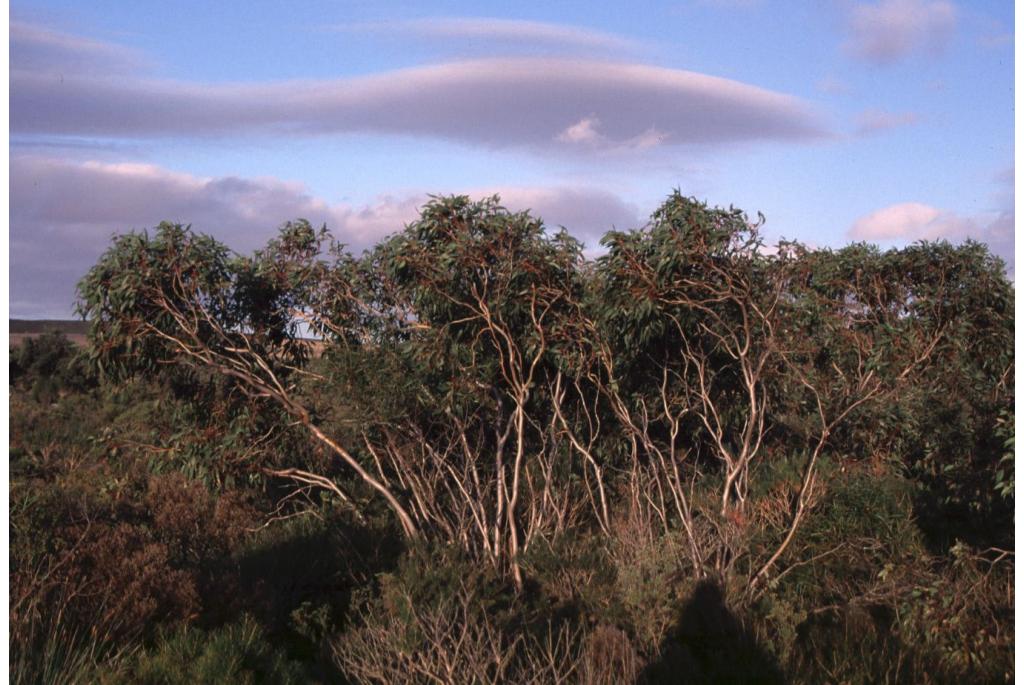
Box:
9 0 1014 317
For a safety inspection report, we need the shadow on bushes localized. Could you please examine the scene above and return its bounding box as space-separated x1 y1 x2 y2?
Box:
641 581 783 685
213 511 404 679
788 604 912 684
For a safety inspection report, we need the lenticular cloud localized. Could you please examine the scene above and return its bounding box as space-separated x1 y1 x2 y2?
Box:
13 44 828 151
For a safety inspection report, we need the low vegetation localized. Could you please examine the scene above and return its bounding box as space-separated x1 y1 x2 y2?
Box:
11 192 1014 683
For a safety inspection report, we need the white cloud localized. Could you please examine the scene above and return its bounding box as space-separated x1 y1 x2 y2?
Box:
558 116 604 145
556 117 668 152
848 200 1013 271
849 202 943 239
845 0 957 65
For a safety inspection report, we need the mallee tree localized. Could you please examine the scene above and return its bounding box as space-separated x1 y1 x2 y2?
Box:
76 191 1014 594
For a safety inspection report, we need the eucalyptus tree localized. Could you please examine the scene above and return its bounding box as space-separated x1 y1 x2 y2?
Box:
317 196 589 587
78 198 589 587
77 192 1012 595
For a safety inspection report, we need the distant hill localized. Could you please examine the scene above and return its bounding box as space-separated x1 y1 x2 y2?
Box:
10 319 89 347
10 319 89 335
8 320 322 353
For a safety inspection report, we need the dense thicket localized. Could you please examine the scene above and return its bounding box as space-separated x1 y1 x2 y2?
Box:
11 192 1013 683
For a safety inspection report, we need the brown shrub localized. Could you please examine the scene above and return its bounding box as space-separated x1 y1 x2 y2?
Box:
85 523 200 637
580 624 644 685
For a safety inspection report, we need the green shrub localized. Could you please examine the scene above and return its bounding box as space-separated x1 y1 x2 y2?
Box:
100 616 309 684
10 331 95 401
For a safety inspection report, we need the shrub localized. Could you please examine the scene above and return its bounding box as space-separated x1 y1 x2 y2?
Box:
10 331 95 401
99 615 309 684
333 545 586 684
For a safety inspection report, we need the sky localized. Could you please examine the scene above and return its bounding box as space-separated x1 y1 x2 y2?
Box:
8 0 1015 318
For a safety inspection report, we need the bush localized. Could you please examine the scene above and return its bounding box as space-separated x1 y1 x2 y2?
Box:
99 615 309 684
10 331 95 401
333 545 588 684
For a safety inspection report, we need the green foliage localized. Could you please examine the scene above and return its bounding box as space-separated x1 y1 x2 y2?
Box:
775 547 1014 685
756 238 1015 554
10 331 95 401
76 224 232 378
805 472 915 554
76 221 315 381
101 616 309 684
595 192 760 353
608 528 695 653
520 533 618 615
377 544 513 629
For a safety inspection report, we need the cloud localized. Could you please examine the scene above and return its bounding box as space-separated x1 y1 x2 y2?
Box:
848 201 1013 271
845 0 957 65
11 22 829 152
337 17 638 54
554 116 667 152
10 20 147 75
849 202 942 239
486 186 642 249
854 108 919 134
558 116 604 145
10 156 348 317
10 156 643 317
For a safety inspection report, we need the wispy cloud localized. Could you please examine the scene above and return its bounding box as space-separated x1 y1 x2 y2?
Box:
10 20 147 75
11 22 830 153
335 17 639 54
844 0 957 65
10 156 643 317
853 108 919 135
